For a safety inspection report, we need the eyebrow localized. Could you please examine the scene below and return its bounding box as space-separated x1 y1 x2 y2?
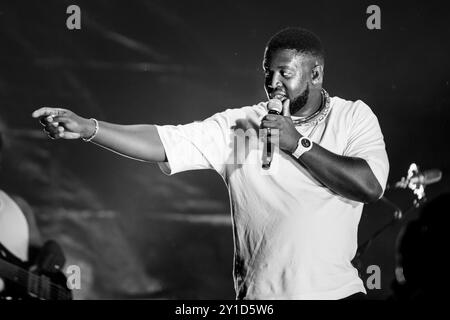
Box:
277 65 295 69
264 65 295 71
262 61 296 71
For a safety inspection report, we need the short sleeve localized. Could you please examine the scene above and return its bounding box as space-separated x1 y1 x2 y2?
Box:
342 101 389 196
155 112 231 176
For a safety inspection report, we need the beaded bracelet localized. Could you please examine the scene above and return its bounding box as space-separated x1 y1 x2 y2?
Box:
82 118 99 142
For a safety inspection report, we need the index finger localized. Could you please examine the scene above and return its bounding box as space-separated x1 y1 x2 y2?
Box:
32 108 66 119
262 114 279 121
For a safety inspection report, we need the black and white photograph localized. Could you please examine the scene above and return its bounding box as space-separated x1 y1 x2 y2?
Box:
0 0 449 310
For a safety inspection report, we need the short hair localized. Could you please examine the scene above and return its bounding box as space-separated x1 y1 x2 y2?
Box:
265 27 325 65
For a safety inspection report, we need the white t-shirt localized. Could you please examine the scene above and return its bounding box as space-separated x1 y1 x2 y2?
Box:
0 190 29 262
155 96 389 300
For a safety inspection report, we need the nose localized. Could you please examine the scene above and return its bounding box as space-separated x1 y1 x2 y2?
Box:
268 72 282 90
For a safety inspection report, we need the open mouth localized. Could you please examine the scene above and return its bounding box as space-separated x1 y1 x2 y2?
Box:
271 92 287 101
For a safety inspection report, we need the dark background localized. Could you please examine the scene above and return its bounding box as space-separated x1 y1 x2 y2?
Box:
0 0 449 299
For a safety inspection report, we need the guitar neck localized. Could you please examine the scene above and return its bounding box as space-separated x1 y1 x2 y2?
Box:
0 257 71 300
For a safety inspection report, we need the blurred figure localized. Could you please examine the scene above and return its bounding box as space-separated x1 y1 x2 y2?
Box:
0 131 71 299
391 193 450 300
0 130 42 251
0 131 41 294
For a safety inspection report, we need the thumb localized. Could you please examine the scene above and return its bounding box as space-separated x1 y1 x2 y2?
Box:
282 99 291 117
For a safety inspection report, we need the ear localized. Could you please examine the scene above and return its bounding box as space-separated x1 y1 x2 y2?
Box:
311 64 324 85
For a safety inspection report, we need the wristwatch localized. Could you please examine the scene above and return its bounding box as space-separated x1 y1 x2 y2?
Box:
292 136 313 158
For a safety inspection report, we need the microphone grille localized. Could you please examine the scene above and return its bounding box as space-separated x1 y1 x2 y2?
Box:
268 99 283 113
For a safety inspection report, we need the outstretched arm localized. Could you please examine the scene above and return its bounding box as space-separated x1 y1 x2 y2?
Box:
32 108 167 162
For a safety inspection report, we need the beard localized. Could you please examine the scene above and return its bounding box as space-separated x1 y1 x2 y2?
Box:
289 84 309 115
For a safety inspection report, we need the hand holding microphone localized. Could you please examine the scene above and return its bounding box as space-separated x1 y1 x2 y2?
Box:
262 99 283 169
261 98 300 169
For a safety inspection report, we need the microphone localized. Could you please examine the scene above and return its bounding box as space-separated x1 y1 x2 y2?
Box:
262 99 283 169
393 169 443 189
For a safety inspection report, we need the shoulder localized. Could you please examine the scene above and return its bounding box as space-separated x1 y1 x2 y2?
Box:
5 193 30 215
0 189 23 212
210 102 266 120
331 96 375 115
330 96 378 124
4 193 42 247
159 103 266 138
202 102 267 130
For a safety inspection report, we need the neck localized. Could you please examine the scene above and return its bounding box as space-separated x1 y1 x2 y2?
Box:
292 88 322 118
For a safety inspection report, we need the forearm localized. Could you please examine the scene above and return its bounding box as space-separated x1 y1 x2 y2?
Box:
32 107 167 163
296 143 383 203
87 121 167 162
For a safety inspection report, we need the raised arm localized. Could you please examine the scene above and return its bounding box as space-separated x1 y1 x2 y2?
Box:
32 108 166 162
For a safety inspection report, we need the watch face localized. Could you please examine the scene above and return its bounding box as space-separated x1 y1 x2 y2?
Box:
301 138 311 148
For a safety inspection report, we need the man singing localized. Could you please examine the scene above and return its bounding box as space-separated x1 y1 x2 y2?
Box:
32 27 389 299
